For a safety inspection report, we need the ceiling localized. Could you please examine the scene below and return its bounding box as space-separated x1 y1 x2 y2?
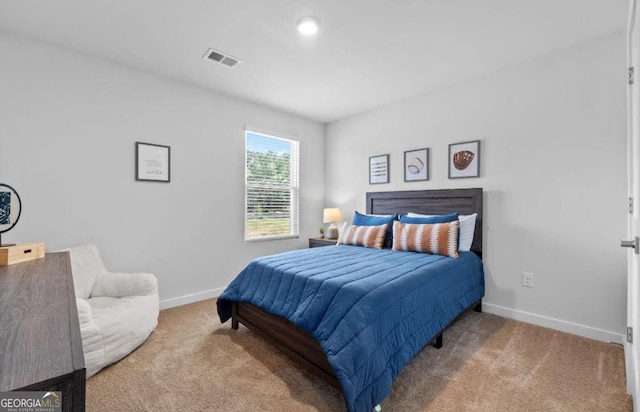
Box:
0 1 629 123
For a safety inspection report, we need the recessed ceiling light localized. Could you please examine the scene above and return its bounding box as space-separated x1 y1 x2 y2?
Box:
297 16 320 36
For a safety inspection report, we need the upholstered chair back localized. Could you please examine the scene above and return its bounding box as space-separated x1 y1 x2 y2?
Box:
65 244 107 300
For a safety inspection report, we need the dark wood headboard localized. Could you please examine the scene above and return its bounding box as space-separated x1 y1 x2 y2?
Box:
366 188 483 258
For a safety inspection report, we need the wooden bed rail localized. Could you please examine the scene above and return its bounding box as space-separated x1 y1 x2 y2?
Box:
231 299 483 389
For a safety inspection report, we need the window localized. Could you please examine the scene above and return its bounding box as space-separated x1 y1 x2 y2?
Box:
245 129 299 240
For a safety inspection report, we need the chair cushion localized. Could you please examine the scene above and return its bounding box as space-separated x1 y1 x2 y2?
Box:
91 272 158 298
79 322 106 378
88 294 159 374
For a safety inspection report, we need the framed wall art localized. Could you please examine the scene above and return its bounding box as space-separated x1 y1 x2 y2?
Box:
404 148 429 182
449 140 480 179
136 142 171 182
0 183 21 247
369 154 389 184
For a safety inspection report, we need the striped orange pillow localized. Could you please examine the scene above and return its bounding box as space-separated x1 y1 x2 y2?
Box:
338 224 388 249
392 220 460 258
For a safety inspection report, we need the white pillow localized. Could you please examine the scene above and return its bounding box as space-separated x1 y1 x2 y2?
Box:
406 212 477 252
337 222 350 244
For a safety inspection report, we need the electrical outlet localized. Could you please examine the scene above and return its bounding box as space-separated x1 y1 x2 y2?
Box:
522 272 534 288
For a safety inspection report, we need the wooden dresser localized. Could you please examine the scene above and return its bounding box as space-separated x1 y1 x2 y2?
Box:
0 252 86 411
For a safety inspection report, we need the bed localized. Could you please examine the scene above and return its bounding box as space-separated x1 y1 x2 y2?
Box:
217 188 484 411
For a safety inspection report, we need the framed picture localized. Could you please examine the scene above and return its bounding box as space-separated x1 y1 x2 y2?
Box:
0 183 22 247
404 148 429 182
449 140 480 179
136 142 171 182
369 154 389 184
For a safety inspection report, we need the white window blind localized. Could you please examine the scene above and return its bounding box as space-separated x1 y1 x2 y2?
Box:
245 129 299 240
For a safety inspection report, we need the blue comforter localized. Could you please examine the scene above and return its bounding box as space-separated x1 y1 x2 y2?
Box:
217 245 484 412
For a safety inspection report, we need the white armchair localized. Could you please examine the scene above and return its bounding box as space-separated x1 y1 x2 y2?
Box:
64 244 159 378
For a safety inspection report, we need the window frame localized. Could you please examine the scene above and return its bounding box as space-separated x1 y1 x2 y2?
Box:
244 128 300 241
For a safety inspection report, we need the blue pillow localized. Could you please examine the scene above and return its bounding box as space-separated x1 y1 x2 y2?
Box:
353 211 397 248
399 212 459 224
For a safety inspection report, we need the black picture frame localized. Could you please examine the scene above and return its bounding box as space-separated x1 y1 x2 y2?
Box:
404 148 429 182
136 142 171 183
369 154 389 184
449 140 480 179
0 183 22 247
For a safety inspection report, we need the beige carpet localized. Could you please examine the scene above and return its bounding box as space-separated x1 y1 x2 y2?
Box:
87 299 631 411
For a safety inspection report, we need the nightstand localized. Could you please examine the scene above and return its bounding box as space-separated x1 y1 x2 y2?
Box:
309 237 338 248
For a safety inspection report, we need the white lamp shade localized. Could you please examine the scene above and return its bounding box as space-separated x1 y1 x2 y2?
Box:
323 208 342 223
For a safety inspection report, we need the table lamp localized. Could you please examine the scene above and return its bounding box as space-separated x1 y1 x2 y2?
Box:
323 208 342 239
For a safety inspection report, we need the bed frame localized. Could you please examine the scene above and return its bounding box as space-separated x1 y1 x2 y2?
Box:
230 188 483 390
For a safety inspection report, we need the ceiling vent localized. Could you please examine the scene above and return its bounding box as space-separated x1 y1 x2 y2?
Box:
203 48 242 68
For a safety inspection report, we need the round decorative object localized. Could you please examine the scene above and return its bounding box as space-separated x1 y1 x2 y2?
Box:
453 151 475 170
0 183 22 247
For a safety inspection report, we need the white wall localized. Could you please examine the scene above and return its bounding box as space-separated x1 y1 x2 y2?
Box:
0 34 325 307
326 33 628 342
0 31 628 341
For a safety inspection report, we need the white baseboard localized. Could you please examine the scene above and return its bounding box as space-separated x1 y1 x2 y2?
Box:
158 293 625 343
483 302 625 344
159 287 226 310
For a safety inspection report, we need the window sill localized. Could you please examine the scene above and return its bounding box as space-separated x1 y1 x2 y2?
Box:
245 235 300 242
